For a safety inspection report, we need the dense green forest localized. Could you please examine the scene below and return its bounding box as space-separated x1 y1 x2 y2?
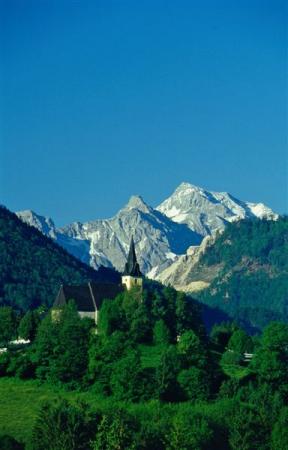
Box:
2 205 287 333
197 217 288 332
0 206 287 448
0 286 287 449
0 206 119 311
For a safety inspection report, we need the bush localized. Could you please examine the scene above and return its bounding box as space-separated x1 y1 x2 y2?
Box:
31 399 97 450
6 353 35 379
221 350 242 366
210 322 238 351
153 320 171 346
177 330 207 369
0 352 10 376
177 367 209 401
92 408 139 450
271 407 288 450
228 405 269 450
156 346 181 402
0 307 17 345
18 310 40 341
218 378 240 399
165 409 214 450
32 302 90 386
110 351 143 401
227 329 253 354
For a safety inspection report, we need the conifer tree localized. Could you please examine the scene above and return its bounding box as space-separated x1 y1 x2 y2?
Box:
0 307 17 345
153 319 171 346
156 346 181 401
18 310 40 341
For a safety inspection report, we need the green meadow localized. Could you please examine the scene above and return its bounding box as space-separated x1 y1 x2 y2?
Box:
0 377 235 447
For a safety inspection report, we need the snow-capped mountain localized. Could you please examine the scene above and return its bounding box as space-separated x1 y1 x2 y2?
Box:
17 195 200 274
17 210 57 239
16 210 92 266
16 183 278 277
60 195 201 273
156 182 277 236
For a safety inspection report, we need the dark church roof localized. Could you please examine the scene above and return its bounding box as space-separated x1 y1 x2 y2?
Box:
53 282 123 312
123 237 142 277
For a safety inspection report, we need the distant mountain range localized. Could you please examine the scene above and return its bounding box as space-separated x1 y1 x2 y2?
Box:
16 182 277 282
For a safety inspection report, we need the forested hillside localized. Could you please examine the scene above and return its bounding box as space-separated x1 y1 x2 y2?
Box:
197 217 288 332
0 206 120 311
0 286 287 449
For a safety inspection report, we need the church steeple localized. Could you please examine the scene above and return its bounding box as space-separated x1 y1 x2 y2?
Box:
123 237 142 277
122 236 143 290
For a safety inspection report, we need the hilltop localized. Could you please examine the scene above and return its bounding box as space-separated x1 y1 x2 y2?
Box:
158 217 288 332
0 206 119 311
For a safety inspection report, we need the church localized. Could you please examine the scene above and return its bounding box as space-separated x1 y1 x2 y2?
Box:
53 237 143 324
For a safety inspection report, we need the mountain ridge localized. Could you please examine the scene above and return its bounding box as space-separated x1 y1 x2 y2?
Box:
0 205 119 311
16 182 278 276
156 182 277 236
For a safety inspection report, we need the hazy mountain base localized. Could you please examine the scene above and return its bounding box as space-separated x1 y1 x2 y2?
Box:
194 218 288 332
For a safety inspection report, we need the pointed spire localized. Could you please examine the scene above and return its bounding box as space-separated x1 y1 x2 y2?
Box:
127 236 137 264
123 236 142 277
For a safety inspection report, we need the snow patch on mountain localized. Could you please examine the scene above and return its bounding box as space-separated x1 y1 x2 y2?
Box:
156 182 278 237
17 194 200 274
16 183 278 279
16 210 57 239
246 202 277 219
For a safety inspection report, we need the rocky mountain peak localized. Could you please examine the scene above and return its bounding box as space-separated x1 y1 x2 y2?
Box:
123 195 151 213
15 182 278 279
16 210 56 238
157 182 278 236
176 182 203 193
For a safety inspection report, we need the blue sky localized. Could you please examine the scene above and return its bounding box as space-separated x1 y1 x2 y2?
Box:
1 0 287 225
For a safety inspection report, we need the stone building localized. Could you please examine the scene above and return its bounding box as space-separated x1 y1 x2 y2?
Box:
53 236 143 324
53 282 123 323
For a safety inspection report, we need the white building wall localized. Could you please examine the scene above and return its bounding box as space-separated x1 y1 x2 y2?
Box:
122 276 143 291
78 311 97 322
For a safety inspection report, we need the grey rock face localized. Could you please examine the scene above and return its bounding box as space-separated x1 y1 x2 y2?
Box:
156 182 277 237
16 183 277 278
16 210 91 266
16 210 57 239
60 195 201 273
154 234 223 291
16 195 201 274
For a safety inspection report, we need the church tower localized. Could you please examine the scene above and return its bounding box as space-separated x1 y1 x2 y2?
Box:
122 237 143 290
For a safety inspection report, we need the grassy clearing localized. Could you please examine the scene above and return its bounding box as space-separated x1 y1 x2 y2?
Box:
139 344 252 380
221 364 251 380
0 377 162 445
0 377 235 447
0 378 59 444
0 378 113 445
